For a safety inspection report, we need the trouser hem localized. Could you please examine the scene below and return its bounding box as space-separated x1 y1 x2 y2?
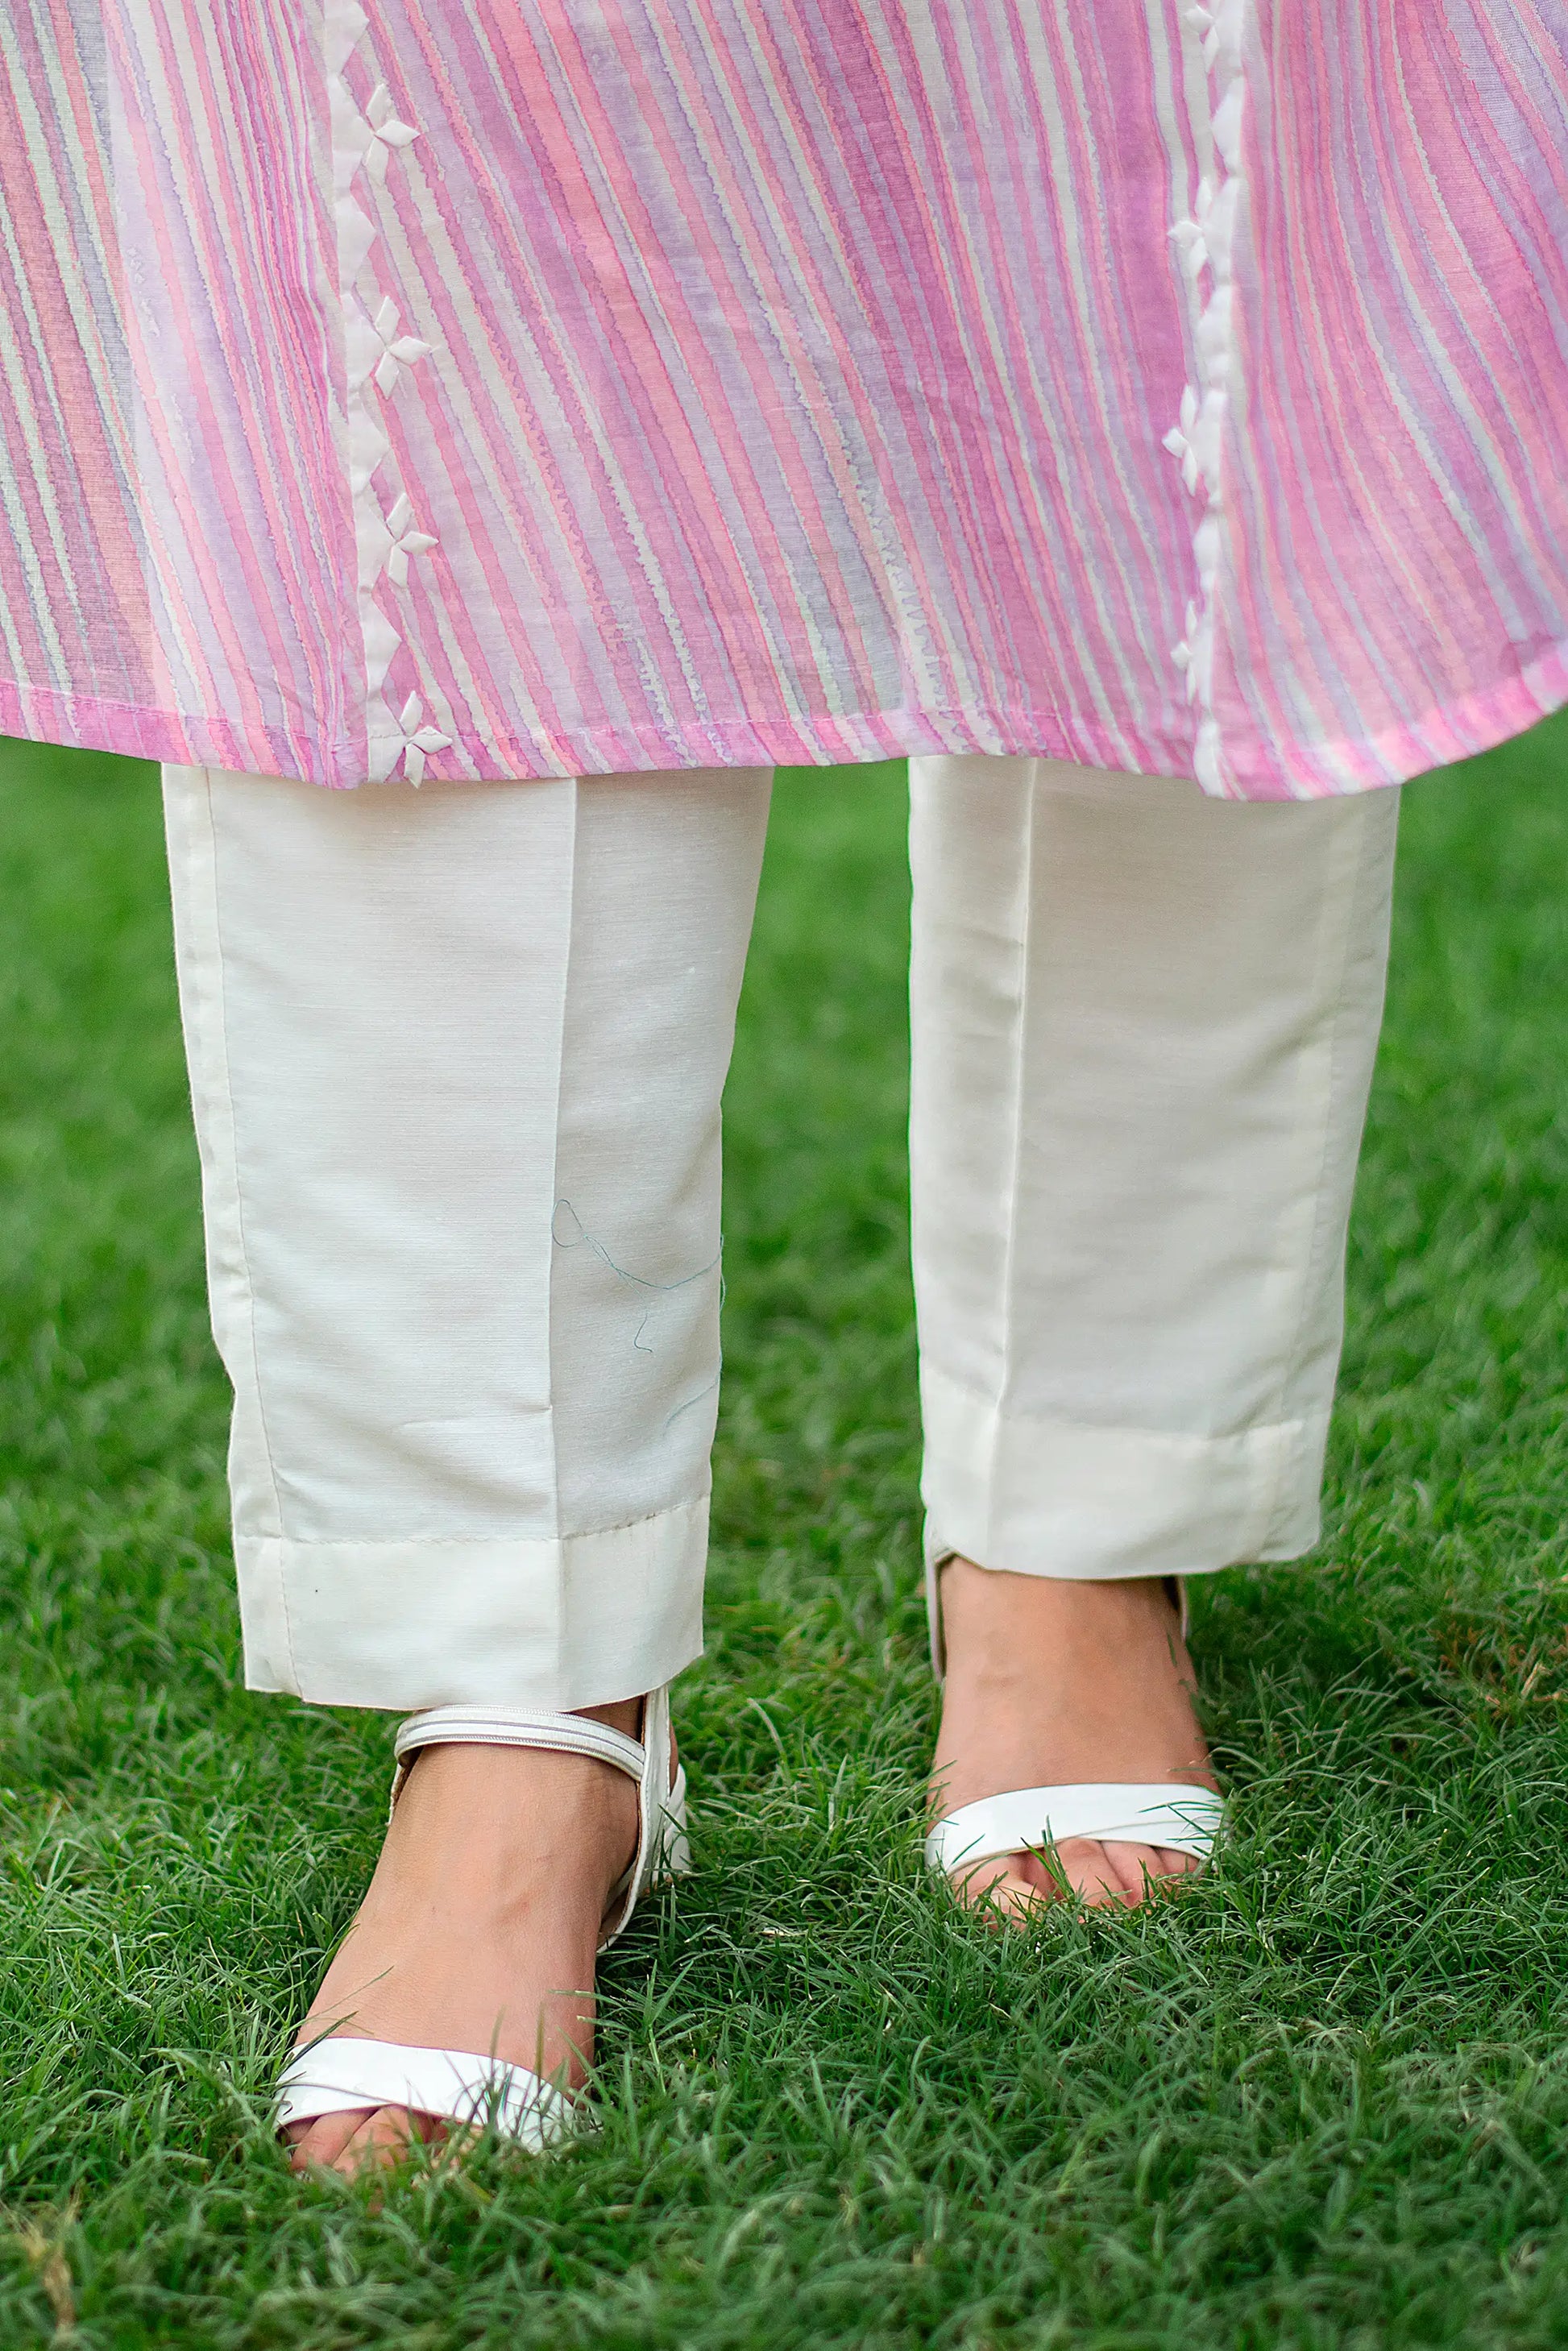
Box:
919 1364 1326 1581
236 1497 709 1713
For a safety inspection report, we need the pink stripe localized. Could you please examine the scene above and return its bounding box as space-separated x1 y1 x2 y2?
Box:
0 0 1562 794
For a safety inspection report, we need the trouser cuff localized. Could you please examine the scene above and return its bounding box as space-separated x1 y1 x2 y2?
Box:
234 1498 708 1713
919 1364 1325 1582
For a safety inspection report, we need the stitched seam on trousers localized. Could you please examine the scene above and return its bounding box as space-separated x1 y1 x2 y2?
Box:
919 1370 1324 1449
1248 821 1354 1551
1257 795 1392 1546
985 760 1040 1565
235 1497 712 1549
176 770 297 1686
543 777 579 1677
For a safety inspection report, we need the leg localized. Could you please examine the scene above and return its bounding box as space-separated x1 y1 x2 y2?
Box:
908 754 1398 1914
164 761 769 2164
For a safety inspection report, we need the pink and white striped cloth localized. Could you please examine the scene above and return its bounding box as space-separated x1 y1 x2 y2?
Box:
1 1 1565 798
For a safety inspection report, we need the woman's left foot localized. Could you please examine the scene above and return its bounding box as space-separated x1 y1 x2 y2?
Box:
930 1561 1218 1921
283 1702 644 2178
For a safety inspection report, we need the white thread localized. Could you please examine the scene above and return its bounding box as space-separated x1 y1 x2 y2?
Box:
1163 0 1249 795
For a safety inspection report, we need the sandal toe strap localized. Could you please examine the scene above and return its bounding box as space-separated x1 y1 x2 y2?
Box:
926 1782 1225 1873
276 2037 576 2149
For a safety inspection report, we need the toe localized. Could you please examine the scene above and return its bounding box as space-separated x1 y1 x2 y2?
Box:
286 2105 445 2179
284 2110 375 2174
1154 1844 1203 1885
949 1855 1052 1925
349 2105 446 2175
1057 1838 1201 1907
948 1838 1203 1923
1051 1836 1142 1906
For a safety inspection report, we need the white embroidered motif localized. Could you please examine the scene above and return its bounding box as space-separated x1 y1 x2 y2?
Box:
370 297 434 396
326 2 451 784
1164 0 1248 796
363 84 421 181
394 694 454 786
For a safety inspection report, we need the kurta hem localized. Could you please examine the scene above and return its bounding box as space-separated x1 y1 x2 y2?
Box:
3 0 1562 802
6 643 1565 798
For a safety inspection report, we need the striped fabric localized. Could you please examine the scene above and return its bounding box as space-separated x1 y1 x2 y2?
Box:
0 0 1564 798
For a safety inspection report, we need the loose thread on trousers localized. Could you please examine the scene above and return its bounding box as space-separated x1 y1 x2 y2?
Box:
551 1197 724 1352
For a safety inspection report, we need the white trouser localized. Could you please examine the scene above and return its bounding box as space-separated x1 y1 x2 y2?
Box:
162 757 1398 1714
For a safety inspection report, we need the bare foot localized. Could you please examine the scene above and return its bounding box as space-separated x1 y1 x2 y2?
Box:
284 1698 643 2179
930 1562 1217 1923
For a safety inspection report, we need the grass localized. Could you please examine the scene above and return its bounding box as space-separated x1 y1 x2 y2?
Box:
0 716 1566 2346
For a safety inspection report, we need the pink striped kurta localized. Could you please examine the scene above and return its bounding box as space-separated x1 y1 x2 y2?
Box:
0 2 1564 798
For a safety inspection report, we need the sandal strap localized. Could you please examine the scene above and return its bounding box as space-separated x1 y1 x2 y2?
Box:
388 1687 688 1949
926 1781 1225 1872
276 2036 576 2150
393 1706 645 1780
600 1682 687 1944
276 1694 691 2146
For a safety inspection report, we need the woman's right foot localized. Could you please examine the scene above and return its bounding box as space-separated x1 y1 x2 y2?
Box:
930 1562 1217 1921
284 1700 642 2178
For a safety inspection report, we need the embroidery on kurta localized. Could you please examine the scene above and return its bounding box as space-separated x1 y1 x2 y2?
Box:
1 2 1564 794
326 0 451 782
1165 0 1249 797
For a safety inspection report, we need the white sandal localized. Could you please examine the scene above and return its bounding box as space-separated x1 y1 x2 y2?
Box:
922 1563 1225 1891
276 1685 689 2151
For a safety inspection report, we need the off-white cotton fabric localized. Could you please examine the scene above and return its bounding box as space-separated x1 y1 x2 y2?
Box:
162 757 1397 1715
910 758 1399 1584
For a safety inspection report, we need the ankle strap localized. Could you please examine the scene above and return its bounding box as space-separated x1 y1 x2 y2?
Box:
393 1706 645 1781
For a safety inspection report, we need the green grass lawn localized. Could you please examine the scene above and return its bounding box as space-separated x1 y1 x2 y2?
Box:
0 720 1566 2346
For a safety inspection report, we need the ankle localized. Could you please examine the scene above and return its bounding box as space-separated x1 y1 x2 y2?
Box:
930 1557 1212 1808
384 1739 641 1904
940 1561 1178 1670
578 1695 644 1741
